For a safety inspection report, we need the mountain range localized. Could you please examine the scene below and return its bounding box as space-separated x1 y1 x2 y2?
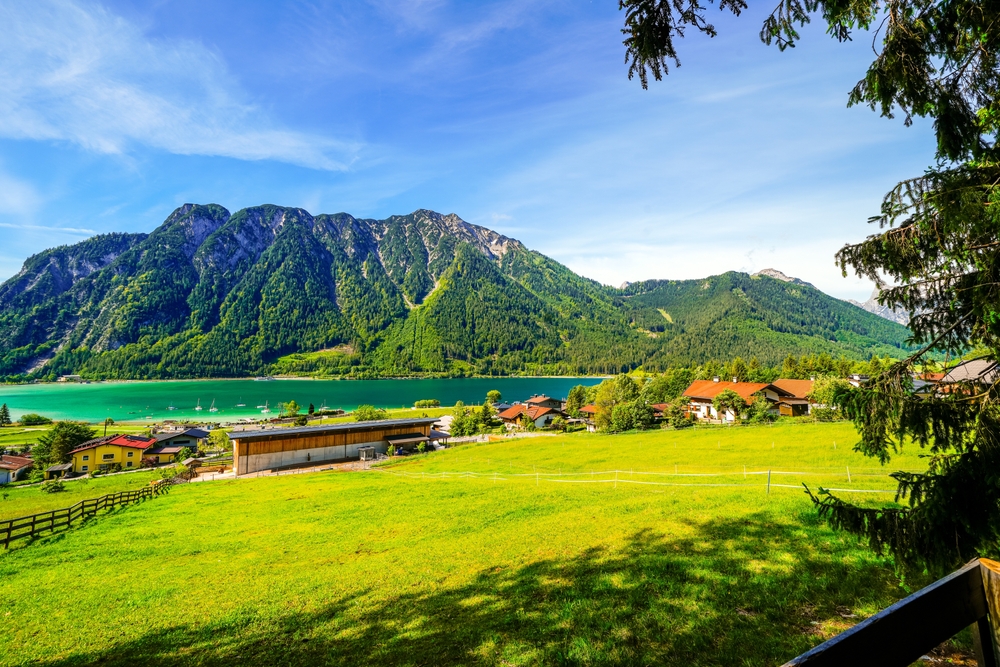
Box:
0 204 914 379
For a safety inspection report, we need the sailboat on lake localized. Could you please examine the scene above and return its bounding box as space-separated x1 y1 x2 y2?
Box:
209 399 218 413
261 401 271 414
236 397 246 407
194 399 203 411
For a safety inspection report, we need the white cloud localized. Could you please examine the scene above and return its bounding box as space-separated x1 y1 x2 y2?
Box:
0 0 359 170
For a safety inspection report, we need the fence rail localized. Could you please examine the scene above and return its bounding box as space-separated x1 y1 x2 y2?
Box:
1 482 168 549
783 557 1000 666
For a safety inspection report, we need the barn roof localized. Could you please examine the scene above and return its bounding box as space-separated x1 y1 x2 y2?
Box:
228 417 439 443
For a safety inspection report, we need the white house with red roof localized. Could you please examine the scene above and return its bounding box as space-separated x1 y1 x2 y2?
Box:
497 404 566 429
682 378 794 422
0 455 33 484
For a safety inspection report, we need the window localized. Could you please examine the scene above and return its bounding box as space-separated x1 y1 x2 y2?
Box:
83 455 89 461
127 451 134 457
126 462 133 467
102 453 114 460
81 465 88 471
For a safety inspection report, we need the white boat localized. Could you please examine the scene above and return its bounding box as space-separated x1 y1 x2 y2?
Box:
209 399 218 413
256 403 267 409
167 405 178 411
194 399 203 411
319 400 329 411
254 376 275 381
236 397 246 407
261 401 271 414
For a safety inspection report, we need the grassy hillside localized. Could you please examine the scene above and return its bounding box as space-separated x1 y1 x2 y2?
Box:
0 423 948 666
622 272 913 366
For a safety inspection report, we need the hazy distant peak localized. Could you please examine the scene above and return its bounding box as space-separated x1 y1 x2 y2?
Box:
752 268 815 288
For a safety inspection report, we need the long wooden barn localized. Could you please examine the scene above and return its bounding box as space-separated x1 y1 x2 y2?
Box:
228 417 439 475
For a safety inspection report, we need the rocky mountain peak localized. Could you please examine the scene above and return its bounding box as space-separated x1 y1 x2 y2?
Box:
752 268 815 288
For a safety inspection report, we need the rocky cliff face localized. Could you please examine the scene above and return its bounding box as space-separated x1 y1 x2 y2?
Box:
848 288 911 326
0 204 539 377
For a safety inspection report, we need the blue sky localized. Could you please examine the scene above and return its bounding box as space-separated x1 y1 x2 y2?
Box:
0 0 935 300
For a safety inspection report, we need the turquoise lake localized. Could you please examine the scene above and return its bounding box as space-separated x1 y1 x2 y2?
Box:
0 377 602 424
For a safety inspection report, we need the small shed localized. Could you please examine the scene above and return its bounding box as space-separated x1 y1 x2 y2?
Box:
385 432 430 455
358 446 377 461
45 462 74 480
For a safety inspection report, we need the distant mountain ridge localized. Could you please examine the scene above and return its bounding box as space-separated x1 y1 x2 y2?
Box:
0 204 915 379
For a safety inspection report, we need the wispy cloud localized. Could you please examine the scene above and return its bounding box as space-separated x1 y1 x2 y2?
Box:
0 0 359 170
0 222 95 234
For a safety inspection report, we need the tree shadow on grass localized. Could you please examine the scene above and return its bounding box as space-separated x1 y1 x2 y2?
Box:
42 514 910 667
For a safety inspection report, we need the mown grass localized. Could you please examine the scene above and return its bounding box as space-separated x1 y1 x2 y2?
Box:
0 423 936 666
0 469 164 520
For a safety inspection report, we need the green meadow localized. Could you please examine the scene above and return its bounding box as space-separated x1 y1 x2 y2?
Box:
0 469 163 520
0 423 940 666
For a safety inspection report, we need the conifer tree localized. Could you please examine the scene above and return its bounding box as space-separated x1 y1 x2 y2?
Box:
0 403 10 427
619 0 1000 571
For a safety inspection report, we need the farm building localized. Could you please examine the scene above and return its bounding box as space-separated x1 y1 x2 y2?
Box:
771 379 815 416
228 418 439 475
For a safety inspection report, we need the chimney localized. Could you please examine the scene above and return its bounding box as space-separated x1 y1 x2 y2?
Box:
712 376 720 383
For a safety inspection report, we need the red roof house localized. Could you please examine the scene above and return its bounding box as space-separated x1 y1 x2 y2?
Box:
682 379 794 421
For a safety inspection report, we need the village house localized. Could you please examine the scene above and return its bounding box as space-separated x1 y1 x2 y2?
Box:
524 395 563 410
0 455 33 484
770 378 815 416
577 404 598 431
682 378 795 422
497 404 566 429
69 434 157 474
145 428 208 464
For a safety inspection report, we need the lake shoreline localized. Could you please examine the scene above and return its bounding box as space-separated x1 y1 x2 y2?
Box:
0 377 604 424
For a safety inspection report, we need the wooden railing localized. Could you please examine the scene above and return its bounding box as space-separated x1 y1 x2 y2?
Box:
1 481 168 549
783 557 1000 666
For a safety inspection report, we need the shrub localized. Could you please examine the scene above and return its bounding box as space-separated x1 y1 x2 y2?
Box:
354 405 388 421
20 413 52 426
610 400 654 432
747 394 777 424
40 479 65 494
666 402 693 429
812 406 840 422
414 399 440 408
294 415 308 426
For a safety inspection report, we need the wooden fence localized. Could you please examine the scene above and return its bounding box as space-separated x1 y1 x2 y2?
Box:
1 482 168 549
783 557 1000 666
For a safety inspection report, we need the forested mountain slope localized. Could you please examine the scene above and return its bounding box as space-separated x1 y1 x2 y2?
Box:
0 204 914 379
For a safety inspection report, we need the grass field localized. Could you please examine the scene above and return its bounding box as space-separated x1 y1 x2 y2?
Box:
0 469 164 520
0 422 151 449
0 423 940 666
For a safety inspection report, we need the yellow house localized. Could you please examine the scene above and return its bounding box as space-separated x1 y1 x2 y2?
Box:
69 434 157 474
